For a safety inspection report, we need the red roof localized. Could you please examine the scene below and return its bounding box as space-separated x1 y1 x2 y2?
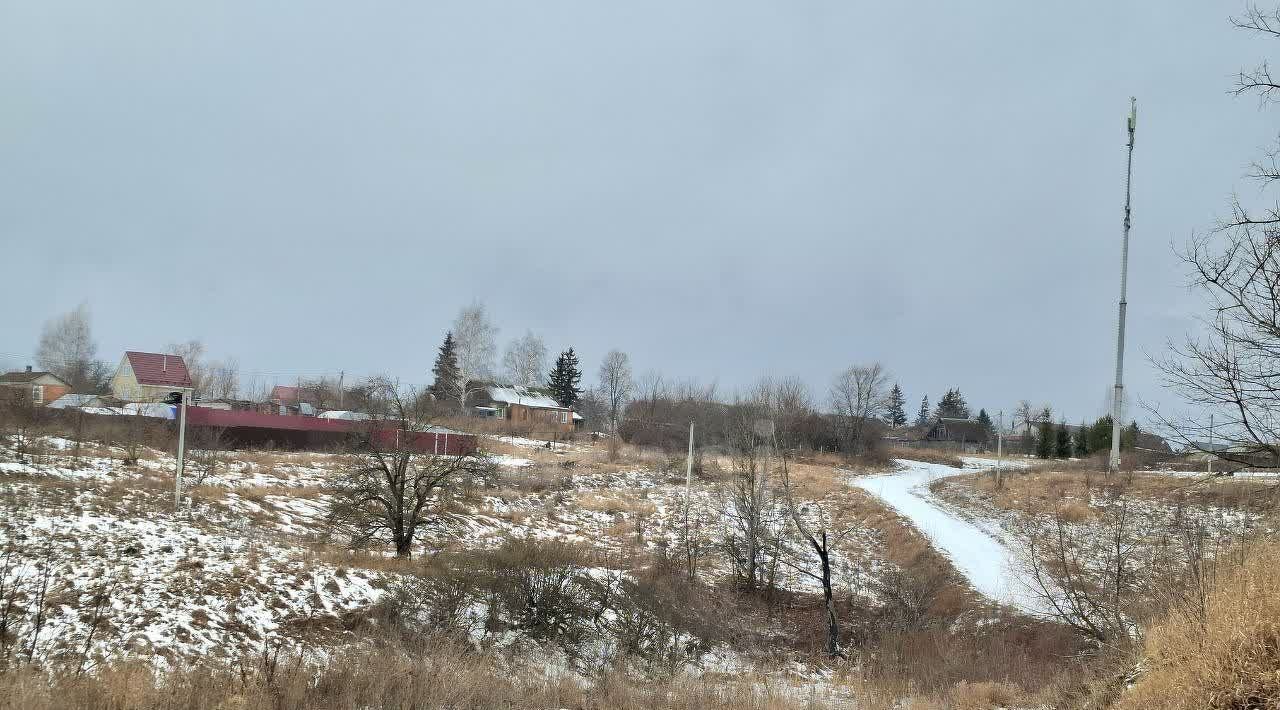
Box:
270 385 304 403
125 351 193 388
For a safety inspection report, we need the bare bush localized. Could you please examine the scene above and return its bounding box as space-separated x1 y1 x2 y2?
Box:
325 378 496 558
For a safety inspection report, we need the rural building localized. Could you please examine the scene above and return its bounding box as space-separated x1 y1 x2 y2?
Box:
0 367 70 406
925 417 991 452
475 386 581 433
269 386 317 416
110 351 194 402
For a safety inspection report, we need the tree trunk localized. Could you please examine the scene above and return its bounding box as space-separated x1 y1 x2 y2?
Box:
817 537 840 657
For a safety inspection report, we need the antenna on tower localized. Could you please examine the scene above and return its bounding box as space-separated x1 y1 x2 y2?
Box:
1108 97 1137 476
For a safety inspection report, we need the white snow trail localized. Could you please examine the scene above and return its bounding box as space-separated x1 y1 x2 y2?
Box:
852 459 1052 616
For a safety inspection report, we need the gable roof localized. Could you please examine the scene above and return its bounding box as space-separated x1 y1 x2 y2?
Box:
485 386 567 410
0 370 69 386
124 351 193 388
271 385 303 403
928 417 989 442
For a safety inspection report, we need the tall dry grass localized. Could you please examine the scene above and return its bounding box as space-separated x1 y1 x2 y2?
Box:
1111 542 1280 710
0 640 823 710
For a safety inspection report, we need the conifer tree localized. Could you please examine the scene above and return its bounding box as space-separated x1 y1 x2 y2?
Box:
1076 420 1091 456
429 332 459 401
547 347 583 408
885 383 908 427
1054 421 1072 458
976 409 994 445
915 396 930 427
935 388 971 420
1036 420 1056 459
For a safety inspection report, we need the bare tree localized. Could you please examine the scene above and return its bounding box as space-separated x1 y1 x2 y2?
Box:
205 358 241 400
35 303 103 392
166 340 209 396
597 349 633 433
449 301 498 414
829 363 890 457
1148 9 1280 467
501 330 547 387
719 396 780 593
772 376 813 451
326 378 495 558
776 453 849 658
1015 502 1142 643
1013 400 1036 438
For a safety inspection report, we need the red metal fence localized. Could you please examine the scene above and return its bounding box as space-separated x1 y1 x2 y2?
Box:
184 407 477 454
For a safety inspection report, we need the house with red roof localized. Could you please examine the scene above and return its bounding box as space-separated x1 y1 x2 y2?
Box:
109 351 194 402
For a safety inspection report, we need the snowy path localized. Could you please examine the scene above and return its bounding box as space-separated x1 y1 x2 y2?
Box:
852 459 1050 615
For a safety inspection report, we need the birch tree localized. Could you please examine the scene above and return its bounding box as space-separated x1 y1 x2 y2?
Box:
597 349 633 433
501 330 547 387
450 302 498 414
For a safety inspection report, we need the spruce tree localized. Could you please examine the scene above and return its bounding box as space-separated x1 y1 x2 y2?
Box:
976 409 994 445
915 396 930 427
886 384 908 427
1055 421 1072 458
429 332 460 401
1036 420 1055 459
1076 420 1091 456
547 347 583 407
935 388 971 420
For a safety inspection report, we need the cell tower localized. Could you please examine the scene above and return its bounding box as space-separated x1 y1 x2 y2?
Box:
1109 98 1137 476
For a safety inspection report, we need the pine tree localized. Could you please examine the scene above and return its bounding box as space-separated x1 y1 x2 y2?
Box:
976 409 994 445
547 347 583 408
915 396 930 427
935 388 971 420
1055 421 1072 458
429 332 459 401
1036 420 1055 459
886 384 908 427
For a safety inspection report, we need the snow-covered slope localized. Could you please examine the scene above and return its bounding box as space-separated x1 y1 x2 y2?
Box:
852 459 1050 615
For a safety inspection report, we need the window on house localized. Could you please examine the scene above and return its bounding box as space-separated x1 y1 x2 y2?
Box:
561 411 568 424
31 386 43 405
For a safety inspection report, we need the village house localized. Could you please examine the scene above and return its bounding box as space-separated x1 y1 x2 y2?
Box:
0 367 70 406
109 351 194 402
474 385 581 433
925 417 991 452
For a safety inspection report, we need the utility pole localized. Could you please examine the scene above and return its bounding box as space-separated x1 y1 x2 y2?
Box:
1208 413 1215 476
685 420 695 504
1109 97 1138 477
174 388 190 512
338 369 344 409
683 420 696 580
995 410 1004 489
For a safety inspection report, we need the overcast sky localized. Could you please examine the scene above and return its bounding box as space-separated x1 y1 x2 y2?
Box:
1 1 1274 424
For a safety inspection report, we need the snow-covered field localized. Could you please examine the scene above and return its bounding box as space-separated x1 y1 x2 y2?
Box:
0 434 899 684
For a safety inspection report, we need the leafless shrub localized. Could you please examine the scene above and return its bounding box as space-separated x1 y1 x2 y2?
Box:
325 378 496 558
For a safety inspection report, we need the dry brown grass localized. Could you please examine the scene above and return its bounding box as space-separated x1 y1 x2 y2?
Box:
891 447 966 468
948 468 1278 518
575 491 657 517
947 680 1025 709
0 639 827 710
1108 542 1280 710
